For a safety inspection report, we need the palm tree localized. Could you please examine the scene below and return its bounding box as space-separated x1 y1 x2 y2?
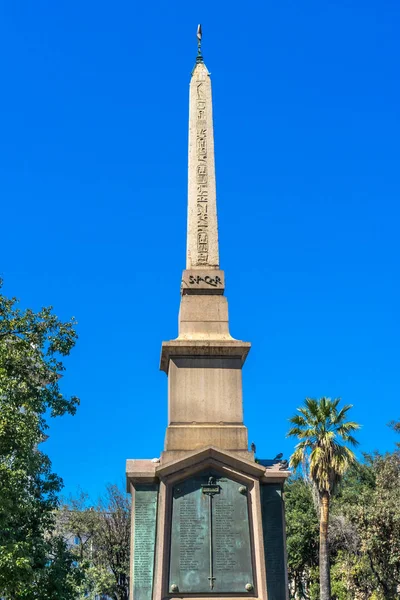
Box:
287 397 360 600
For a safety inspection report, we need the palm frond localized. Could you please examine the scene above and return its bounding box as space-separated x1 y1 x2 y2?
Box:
288 414 307 428
287 396 360 494
340 434 359 447
304 397 320 417
334 403 353 423
287 426 303 438
336 420 360 434
289 447 305 470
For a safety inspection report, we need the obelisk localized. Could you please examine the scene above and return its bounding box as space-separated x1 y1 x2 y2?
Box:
159 25 252 456
126 27 289 600
186 26 219 270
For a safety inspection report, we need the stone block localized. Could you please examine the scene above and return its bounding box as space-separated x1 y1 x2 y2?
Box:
181 269 225 294
164 423 248 451
168 356 244 424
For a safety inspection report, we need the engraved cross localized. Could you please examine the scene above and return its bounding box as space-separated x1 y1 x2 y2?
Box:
202 477 220 590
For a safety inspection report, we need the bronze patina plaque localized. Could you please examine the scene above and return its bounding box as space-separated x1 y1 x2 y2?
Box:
260 484 286 600
133 484 159 600
169 471 253 594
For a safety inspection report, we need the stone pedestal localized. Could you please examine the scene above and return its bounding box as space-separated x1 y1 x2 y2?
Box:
126 448 289 600
160 265 251 455
161 335 250 453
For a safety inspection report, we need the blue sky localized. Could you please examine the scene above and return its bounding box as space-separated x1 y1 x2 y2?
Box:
1 0 399 499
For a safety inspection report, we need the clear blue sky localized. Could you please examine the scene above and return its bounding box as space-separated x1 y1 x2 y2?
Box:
1 1 399 499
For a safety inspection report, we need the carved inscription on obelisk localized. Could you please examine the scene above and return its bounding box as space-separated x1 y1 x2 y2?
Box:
187 63 219 270
196 79 209 265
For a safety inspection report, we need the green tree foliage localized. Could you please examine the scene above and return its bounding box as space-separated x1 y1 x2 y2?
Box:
0 279 82 598
287 397 360 600
285 477 319 598
286 421 400 599
58 484 131 600
336 453 400 598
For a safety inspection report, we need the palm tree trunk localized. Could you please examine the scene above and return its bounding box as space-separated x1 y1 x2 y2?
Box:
319 491 331 600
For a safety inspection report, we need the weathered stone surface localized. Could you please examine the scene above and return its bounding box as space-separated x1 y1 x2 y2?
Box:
178 295 230 338
168 356 243 422
164 424 249 452
181 269 225 294
162 335 250 451
157 60 251 453
187 63 219 269
160 339 250 373
156 446 266 477
125 460 157 488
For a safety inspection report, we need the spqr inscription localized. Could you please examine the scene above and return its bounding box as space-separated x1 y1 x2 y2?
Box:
188 274 222 287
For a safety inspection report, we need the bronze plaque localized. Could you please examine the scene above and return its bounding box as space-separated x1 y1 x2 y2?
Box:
169 472 253 594
133 484 158 600
260 484 287 600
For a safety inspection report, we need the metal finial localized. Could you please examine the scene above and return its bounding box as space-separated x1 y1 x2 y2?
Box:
196 24 203 63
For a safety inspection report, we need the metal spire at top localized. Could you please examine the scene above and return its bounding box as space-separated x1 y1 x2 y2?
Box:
196 24 203 63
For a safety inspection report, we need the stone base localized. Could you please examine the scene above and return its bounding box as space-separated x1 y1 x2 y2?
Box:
126 447 289 600
164 423 249 452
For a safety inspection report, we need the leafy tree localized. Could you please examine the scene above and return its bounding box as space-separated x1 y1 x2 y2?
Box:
285 477 319 599
58 484 131 600
330 424 400 599
96 484 130 600
327 462 376 600
287 397 360 600
345 452 400 598
286 442 400 599
0 279 82 598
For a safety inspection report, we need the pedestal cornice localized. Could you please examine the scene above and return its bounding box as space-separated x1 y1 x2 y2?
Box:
160 339 251 373
126 446 290 489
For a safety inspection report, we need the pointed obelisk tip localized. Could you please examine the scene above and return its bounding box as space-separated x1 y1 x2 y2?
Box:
196 24 203 64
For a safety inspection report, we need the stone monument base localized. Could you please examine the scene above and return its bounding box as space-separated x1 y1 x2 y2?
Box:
126 446 289 600
164 424 249 452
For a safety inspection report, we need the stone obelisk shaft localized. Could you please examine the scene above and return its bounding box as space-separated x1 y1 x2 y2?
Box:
187 62 219 269
160 50 250 455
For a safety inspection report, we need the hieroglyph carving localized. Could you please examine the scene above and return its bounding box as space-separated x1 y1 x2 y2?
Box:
196 76 209 265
